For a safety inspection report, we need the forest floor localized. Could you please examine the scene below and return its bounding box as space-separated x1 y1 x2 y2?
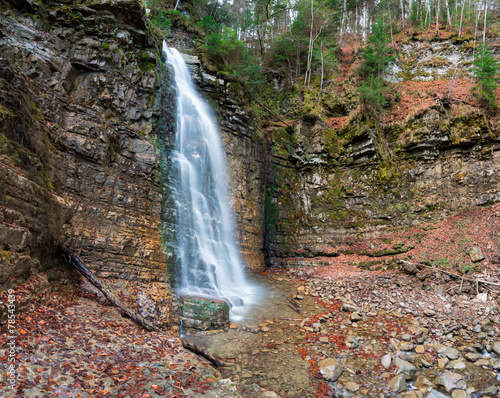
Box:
1 205 500 398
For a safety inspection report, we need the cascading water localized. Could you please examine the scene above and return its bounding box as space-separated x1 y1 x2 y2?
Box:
164 43 259 319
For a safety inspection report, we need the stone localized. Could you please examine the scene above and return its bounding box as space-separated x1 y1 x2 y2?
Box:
492 341 500 355
464 352 481 362
437 358 449 368
388 374 407 392
400 342 414 351
350 312 362 322
468 246 485 262
381 353 392 368
450 359 466 370
435 371 464 392
484 386 498 396
475 358 490 367
438 346 460 360
404 262 417 274
179 295 230 331
424 308 436 317
415 345 425 354
344 382 360 392
451 390 467 398
475 293 488 303
342 304 360 312
394 357 417 380
413 375 434 393
318 358 343 382
426 391 452 398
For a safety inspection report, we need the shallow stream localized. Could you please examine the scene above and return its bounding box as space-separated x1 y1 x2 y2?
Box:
183 274 326 397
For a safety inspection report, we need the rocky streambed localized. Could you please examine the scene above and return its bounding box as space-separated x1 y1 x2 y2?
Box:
185 264 500 397
2 262 500 398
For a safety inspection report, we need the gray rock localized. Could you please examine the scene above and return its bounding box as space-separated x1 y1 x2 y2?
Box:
318 358 343 382
342 304 360 312
435 371 464 392
424 308 437 317
438 346 460 360
344 382 359 392
464 352 481 362
387 374 407 392
381 353 392 368
484 386 498 396
468 246 484 262
395 357 417 380
492 341 500 355
413 375 434 393
350 312 362 322
451 390 467 398
426 390 452 398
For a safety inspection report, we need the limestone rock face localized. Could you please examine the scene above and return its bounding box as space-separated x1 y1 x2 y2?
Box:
265 103 500 265
0 0 178 329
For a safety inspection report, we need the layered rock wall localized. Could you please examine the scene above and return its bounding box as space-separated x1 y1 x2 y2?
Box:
266 98 500 264
0 0 267 330
0 0 180 328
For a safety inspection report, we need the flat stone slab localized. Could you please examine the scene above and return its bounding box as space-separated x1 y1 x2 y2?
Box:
180 294 230 331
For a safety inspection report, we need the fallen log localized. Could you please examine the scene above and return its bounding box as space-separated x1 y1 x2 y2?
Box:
61 246 225 367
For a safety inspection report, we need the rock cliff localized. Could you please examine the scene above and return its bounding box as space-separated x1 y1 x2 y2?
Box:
265 36 500 266
0 0 179 327
0 0 267 330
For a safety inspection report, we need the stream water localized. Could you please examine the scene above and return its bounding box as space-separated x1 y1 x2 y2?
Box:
164 43 261 320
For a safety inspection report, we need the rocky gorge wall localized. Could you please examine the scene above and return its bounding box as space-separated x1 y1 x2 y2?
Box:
265 35 500 266
0 0 267 329
0 0 178 328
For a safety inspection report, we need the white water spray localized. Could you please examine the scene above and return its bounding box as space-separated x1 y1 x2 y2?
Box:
164 43 259 318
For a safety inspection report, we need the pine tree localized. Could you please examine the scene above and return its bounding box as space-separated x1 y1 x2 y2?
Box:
470 44 500 110
357 19 396 114
359 20 395 79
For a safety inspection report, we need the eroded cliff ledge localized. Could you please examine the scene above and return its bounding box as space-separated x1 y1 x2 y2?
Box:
0 0 181 328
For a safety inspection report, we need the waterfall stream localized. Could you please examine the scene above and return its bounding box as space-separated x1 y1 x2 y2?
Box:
164 43 259 319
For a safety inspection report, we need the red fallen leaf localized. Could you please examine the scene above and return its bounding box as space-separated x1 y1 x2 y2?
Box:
85 375 93 380
205 378 214 383
19 329 26 335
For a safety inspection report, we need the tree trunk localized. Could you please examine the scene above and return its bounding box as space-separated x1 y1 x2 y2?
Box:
313 40 324 108
436 0 441 34
400 0 405 28
445 0 451 26
483 0 488 43
459 0 466 37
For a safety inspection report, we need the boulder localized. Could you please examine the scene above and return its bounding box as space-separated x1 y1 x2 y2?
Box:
395 357 417 380
179 295 230 331
318 358 343 382
468 246 485 263
387 374 407 392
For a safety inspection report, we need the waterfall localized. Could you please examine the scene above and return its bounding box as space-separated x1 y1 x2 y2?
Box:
164 43 258 317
